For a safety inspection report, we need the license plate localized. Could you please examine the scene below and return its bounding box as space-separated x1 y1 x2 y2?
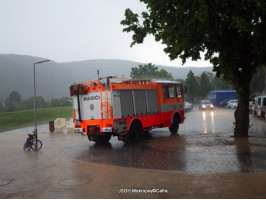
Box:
102 127 112 132
75 128 83 133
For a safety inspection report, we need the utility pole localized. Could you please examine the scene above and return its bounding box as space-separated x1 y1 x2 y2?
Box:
33 59 50 150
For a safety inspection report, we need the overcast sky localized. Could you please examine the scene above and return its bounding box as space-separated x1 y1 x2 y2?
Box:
0 0 212 67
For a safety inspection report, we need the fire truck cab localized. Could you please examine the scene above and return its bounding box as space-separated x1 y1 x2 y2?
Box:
70 77 185 143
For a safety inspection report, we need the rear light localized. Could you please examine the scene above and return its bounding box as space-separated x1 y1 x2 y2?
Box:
75 125 81 128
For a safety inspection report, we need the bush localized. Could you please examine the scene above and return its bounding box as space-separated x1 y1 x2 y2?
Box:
23 96 47 109
48 98 72 108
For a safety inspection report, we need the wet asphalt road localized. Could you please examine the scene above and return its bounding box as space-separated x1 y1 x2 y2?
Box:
68 108 266 172
1 107 266 198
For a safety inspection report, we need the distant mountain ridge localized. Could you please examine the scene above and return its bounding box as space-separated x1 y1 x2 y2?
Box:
0 54 213 101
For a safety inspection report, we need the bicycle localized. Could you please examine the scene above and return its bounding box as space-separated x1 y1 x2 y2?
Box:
23 132 42 151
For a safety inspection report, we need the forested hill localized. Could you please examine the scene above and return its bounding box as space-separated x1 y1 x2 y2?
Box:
0 54 213 101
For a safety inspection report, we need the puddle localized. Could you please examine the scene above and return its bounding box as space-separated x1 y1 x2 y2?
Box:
0 179 13 187
58 177 91 186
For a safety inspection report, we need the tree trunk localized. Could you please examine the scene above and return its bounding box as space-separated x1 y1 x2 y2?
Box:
234 92 250 137
233 71 251 137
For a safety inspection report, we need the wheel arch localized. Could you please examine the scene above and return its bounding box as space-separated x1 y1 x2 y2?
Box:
128 118 143 131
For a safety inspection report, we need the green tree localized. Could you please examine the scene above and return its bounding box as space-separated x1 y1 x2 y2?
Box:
121 1 266 137
0 102 4 112
49 99 62 107
7 91 21 103
48 98 72 108
199 71 212 97
5 91 22 111
185 70 199 102
250 66 265 95
212 75 233 90
23 96 47 109
130 63 173 80
174 78 185 83
60 99 72 107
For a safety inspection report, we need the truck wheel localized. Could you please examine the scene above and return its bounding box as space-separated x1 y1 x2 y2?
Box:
129 120 143 142
169 114 180 134
100 135 112 142
121 134 130 143
143 130 151 139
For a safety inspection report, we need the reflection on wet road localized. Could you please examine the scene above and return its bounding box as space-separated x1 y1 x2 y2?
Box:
68 108 266 173
202 111 215 133
249 114 266 136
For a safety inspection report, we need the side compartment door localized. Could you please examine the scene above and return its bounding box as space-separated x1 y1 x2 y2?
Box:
145 89 159 114
112 90 122 119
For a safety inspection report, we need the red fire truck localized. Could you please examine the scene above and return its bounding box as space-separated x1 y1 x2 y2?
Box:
70 77 185 143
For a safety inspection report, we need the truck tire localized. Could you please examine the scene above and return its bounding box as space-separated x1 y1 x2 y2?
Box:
100 135 112 143
129 120 143 142
169 114 180 134
121 134 130 143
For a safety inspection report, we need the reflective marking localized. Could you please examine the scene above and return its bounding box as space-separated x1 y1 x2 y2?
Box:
160 102 184 112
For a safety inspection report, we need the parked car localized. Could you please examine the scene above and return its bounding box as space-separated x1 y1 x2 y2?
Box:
227 100 238 109
219 99 232 107
185 101 193 112
199 100 214 111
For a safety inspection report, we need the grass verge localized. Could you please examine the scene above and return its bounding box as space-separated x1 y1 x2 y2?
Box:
0 106 73 132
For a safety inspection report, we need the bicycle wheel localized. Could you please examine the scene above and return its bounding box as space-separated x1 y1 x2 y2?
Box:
23 142 28 151
30 140 43 151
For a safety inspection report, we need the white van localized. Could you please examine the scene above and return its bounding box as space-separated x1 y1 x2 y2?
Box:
253 96 266 118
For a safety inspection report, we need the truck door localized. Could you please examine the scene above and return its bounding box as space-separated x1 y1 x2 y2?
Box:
161 84 182 111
